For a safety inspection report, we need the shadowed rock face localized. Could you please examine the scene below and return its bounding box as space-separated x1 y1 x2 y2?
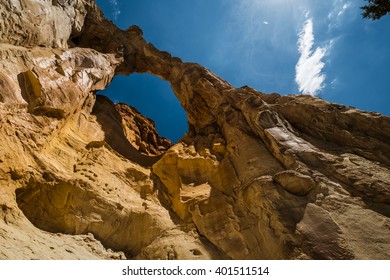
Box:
1 0 389 260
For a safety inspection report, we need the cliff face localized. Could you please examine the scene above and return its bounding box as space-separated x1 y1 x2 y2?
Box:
1 0 389 260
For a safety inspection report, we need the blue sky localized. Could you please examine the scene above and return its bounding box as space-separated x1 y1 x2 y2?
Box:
96 0 390 142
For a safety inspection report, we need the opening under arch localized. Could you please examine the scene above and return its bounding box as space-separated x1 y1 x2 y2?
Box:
99 73 188 143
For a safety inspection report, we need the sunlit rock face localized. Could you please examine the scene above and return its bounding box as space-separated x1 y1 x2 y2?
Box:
1 0 389 260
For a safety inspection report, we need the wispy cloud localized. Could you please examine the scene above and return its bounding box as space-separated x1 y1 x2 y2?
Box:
338 3 351 17
328 1 353 29
109 0 121 20
295 18 327 96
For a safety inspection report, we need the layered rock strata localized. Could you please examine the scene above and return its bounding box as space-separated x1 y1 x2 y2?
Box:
0 0 389 259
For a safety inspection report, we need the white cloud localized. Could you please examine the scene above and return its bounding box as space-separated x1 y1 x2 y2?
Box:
263 21 269 25
328 1 352 29
330 78 338 89
338 3 351 17
109 0 121 20
295 18 327 96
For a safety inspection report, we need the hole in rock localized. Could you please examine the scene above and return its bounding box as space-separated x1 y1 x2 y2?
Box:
99 73 188 143
190 248 203 256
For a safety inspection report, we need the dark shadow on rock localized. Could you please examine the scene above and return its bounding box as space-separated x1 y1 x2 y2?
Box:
17 72 30 104
363 199 390 218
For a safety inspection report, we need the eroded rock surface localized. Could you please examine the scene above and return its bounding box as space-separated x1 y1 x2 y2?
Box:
0 0 389 260
116 102 173 156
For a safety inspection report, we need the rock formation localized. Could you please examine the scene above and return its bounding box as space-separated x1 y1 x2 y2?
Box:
0 0 389 260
